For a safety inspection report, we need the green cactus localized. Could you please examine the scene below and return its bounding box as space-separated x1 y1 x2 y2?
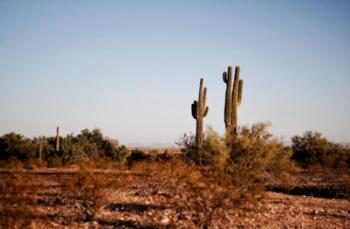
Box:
55 126 60 153
191 78 209 149
223 65 243 137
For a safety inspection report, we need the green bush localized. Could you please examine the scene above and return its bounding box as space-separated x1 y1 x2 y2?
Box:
182 128 227 166
176 130 225 166
60 134 86 165
0 133 33 160
102 138 128 162
0 128 128 166
292 131 350 168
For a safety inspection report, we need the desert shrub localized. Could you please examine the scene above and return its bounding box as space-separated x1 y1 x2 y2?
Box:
176 129 227 166
1 128 129 167
60 167 132 222
178 122 295 204
61 129 128 165
77 128 105 149
225 123 295 199
60 134 87 165
61 169 110 221
176 132 196 153
102 139 129 162
0 128 129 168
322 143 350 168
292 131 350 168
200 128 228 166
0 133 33 160
186 129 227 166
82 142 100 159
127 149 154 163
134 160 251 228
155 150 173 162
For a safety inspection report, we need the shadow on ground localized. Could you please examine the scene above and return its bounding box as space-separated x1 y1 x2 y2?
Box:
1 210 160 229
105 202 168 214
266 185 348 199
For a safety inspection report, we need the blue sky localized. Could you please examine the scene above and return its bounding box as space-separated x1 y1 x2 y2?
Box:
0 0 349 145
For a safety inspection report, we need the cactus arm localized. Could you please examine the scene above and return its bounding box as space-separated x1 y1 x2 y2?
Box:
191 101 198 119
237 79 243 106
223 72 228 83
203 106 209 117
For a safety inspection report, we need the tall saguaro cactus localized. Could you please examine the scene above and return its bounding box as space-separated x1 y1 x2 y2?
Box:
223 65 243 137
55 126 60 153
191 78 209 149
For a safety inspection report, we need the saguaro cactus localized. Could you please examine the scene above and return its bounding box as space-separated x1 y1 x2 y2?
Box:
39 139 43 161
55 126 60 153
223 65 243 137
191 78 209 149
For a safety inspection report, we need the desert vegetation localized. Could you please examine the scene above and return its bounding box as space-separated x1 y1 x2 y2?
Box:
0 128 129 168
0 66 349 228
0 123 349 228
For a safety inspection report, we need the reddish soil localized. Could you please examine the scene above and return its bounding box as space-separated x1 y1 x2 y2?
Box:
0 168 349 228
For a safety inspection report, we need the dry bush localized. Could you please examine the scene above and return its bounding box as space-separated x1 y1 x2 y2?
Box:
60 167 126 222
130 160 245 228
226 123 296 195
170 164 240 228
61 169 107 221
176 132 196 152
177 122 296 212
0 171 39 228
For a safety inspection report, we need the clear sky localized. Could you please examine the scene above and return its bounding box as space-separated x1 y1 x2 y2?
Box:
0 0 349 145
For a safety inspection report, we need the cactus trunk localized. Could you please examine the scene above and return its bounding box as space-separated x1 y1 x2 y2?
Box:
55 126 60 153
39 139 43 161
191 78 209 149
223 66 233 133
223 66 243 138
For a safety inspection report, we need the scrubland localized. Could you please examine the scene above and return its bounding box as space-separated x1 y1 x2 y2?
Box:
0 124 349 228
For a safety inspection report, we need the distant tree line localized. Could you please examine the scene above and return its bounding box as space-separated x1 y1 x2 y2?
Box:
0 128 349 169
0 128 128 166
